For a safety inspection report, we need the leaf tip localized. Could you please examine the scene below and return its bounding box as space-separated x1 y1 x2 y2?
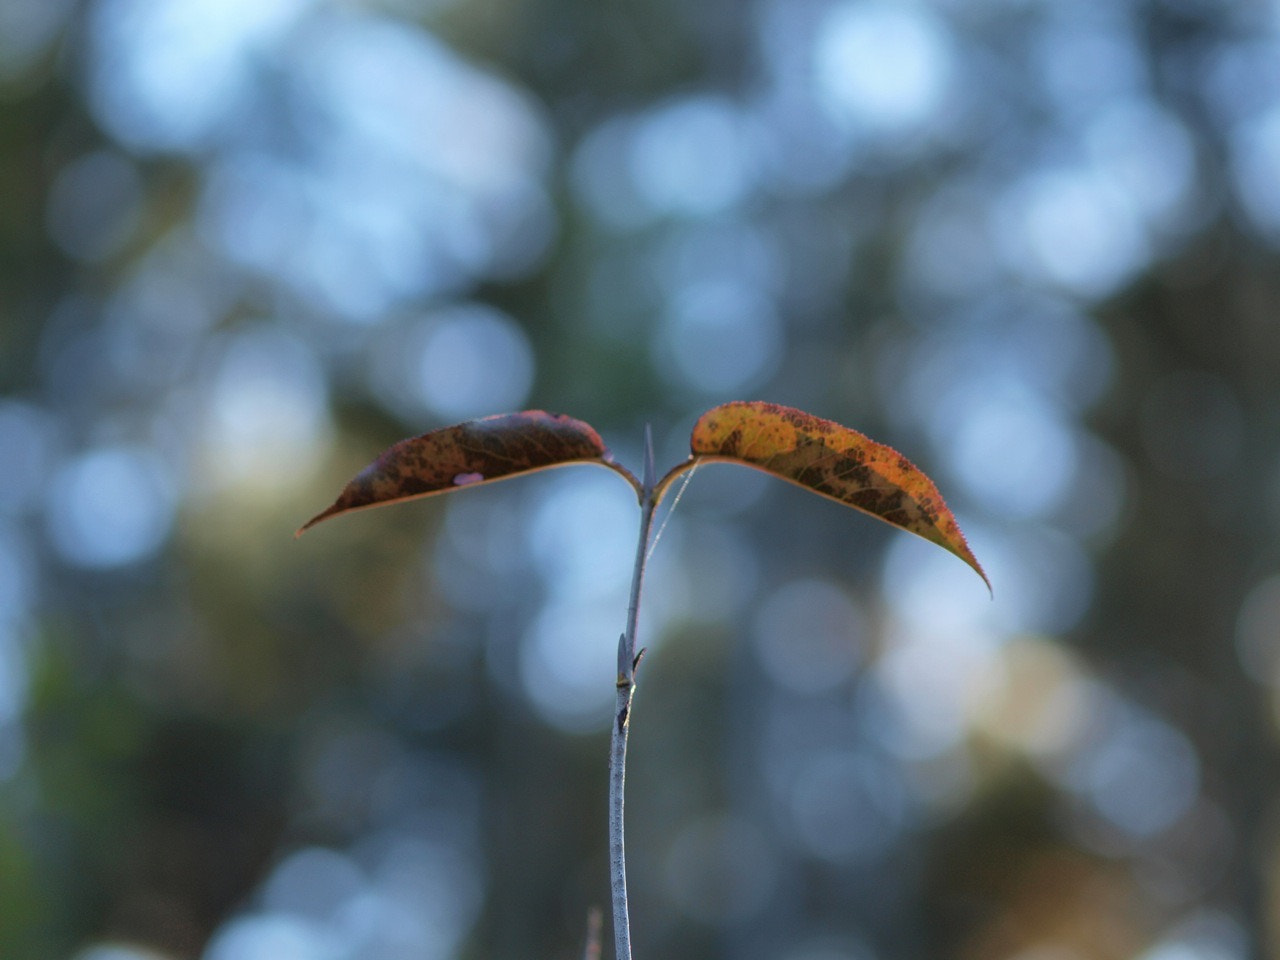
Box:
296 494 356 537
294 507 332 538
973 559 994 597
951 540 993 597
931 508 991 596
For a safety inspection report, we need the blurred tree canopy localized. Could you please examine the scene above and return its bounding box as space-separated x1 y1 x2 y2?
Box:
2 1 1280 959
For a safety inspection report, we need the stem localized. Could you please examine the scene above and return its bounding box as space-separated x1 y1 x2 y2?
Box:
610 426 658 960
609 673 634 960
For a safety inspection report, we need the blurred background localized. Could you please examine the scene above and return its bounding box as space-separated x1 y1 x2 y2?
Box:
2 0 1279 958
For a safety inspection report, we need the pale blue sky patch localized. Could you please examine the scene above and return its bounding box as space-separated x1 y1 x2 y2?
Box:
814 1 954 136
46 445 176 569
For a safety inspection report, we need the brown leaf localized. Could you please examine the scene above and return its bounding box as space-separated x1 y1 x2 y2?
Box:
298 411 638 535
682 401 990 591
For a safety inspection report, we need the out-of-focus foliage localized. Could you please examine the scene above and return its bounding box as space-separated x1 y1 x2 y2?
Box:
2 0 1279 959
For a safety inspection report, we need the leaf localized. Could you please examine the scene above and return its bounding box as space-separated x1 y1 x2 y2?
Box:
298 411 638 535
678 401 990 591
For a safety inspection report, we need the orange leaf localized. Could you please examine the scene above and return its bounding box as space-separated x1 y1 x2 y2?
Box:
298 411 638 535
680 401 990 591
